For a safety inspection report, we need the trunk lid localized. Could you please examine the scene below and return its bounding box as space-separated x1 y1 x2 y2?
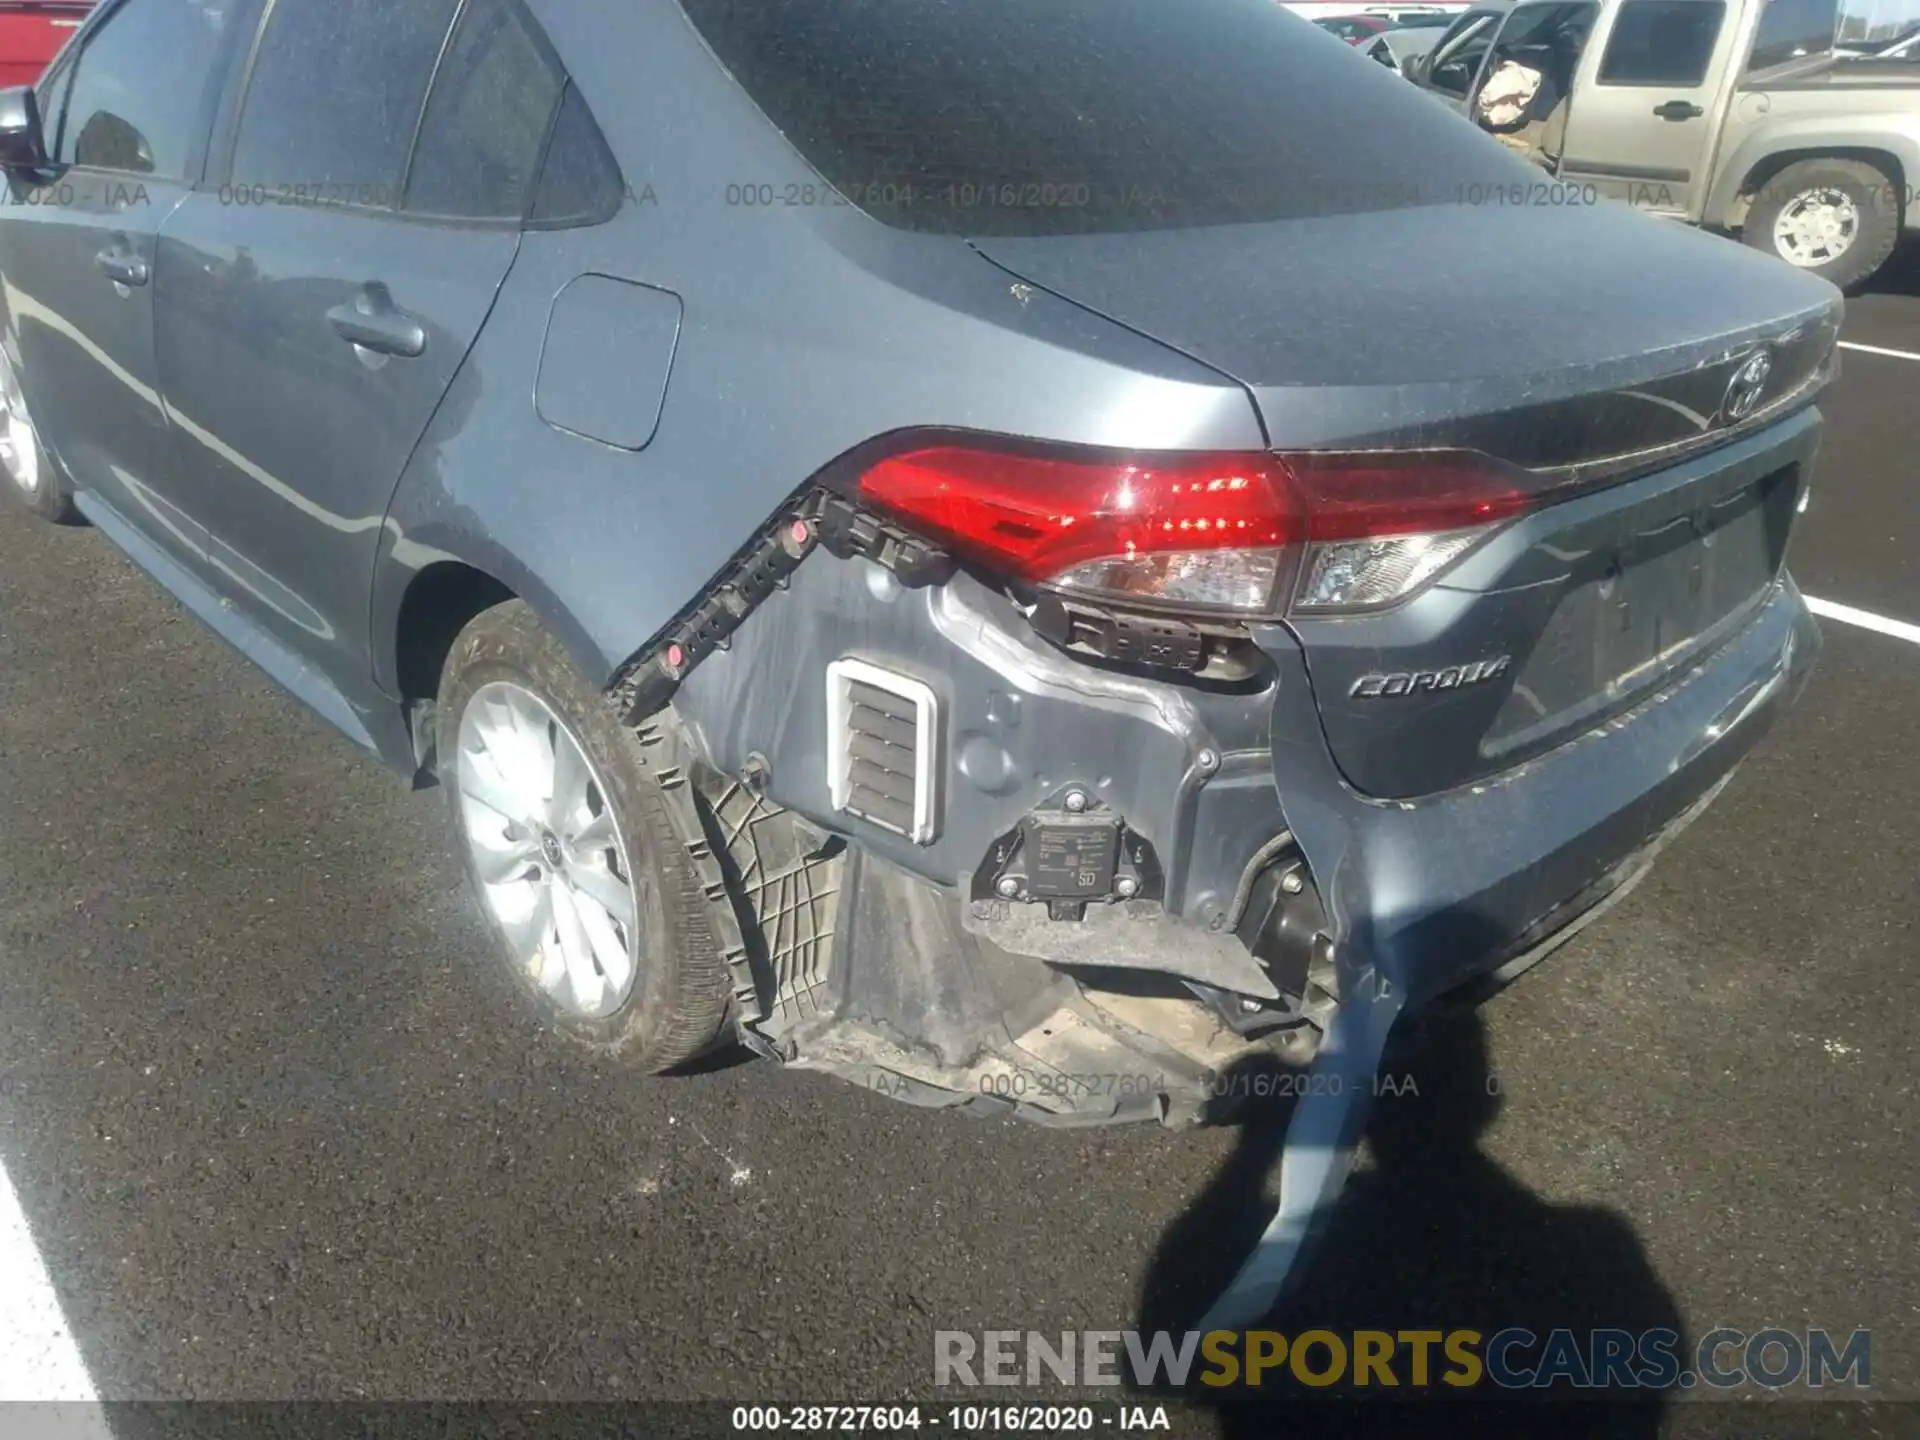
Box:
972 203 1841 798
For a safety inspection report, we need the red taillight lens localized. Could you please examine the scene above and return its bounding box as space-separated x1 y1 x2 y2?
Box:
853 441 1532 615
855 447 1304 583
1282 452 1532 539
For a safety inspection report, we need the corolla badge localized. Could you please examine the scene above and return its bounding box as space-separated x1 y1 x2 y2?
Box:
1721 348 1773 424
1349 655 1512 699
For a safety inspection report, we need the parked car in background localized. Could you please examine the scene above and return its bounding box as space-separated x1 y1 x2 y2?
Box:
1412 0 1920 288
1279 1 1463 17
1315 12 1391 41
0 1 90 87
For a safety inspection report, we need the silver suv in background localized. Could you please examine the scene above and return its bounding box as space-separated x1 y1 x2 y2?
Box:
1414 0 1920 287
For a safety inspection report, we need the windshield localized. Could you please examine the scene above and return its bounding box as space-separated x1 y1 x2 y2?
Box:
677 0 1519 236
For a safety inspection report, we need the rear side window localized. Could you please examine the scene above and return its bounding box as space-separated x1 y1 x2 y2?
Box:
229 0 459 205
59 0 229 176
404 0 565 219
1599 0 1725 83
527 85 625 227
677 0 1521 235
1746 0 1837 70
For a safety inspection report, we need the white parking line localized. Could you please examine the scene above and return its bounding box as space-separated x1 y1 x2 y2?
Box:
0 1153 97 1403
1805 595 1920 647
1837 340 1920 363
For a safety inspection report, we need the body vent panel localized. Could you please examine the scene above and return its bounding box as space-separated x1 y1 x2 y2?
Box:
826 658 939 844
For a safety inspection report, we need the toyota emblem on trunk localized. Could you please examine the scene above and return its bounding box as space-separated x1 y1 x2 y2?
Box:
1721 349 1774 423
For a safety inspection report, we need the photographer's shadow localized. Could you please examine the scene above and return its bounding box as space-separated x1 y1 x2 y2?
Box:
1141 1007 1684 1437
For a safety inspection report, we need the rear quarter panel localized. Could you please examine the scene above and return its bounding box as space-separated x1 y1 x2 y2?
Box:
369 210 1263 696
368 4 1260 695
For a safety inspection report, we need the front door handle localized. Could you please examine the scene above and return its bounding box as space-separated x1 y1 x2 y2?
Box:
95 246 149 287
1652 99 1704 120
327 284 426 359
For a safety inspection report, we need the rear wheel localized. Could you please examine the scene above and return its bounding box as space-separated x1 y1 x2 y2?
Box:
0 346 79 524
1744 159 1901 291
437 599 733 1070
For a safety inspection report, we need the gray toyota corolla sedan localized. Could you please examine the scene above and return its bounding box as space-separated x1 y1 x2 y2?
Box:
0 0 1837 1318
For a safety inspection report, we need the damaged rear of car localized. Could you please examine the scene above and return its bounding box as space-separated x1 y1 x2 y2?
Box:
561 0 1835 1129
2 0 1836 1330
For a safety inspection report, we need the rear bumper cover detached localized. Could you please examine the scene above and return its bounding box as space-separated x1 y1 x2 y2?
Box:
1198 577 1818 1327
667 498 1818 1075
1260 574 1821 1013
662 529 1818 1316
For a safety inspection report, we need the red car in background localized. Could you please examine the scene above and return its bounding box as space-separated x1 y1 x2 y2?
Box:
0 1 91 88
1313 13 1391 42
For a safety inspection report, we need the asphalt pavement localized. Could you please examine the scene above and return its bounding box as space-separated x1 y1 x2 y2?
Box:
0 246 1916 1437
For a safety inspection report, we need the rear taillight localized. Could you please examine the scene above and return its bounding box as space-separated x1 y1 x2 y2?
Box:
853 441 1532 617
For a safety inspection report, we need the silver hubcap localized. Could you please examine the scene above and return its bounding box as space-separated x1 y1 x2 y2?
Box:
0 349 42 495
1773 188 1859 268
455 681 639 1019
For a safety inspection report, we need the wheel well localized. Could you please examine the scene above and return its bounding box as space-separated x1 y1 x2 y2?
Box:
1733 148 1906 230
394 562 516 704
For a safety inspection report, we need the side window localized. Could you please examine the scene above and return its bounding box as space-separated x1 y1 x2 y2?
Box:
228 0 459 206
404 0 564 220
1473 2 1598 99
34 55 75 157
1746 0 1837 71
527 86 624 227
1428 15 1498 95
1599 1 1726 84
59 0 229 176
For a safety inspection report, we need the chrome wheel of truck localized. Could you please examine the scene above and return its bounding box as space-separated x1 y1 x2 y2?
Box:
1772 188 1858 268
1745 158 1900 292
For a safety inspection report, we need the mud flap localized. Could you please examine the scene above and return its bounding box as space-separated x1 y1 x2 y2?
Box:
1194 970 1407 1331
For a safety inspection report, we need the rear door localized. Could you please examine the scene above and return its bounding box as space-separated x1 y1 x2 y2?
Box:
1555 0 1740 216
151 0 557 687
0 0 231 562
1419 6 1508 106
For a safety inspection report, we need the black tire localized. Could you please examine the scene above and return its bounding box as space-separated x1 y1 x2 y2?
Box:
436 599 733 1071
0 346 80 524
1743 158 1901 291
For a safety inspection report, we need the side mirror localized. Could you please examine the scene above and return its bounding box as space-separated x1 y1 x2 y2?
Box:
0 85 49 172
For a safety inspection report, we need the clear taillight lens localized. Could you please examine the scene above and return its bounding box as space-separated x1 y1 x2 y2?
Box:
1051 548 1285 611
1292 528 1491 612
853 440 1534 616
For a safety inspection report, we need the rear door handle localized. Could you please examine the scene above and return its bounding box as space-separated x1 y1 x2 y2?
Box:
327 285 426 359
95 247 149 287
1652 100 1704 120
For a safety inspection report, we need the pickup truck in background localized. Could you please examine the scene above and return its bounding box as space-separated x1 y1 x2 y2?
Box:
1413 0 1920 288
0 1 89 88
